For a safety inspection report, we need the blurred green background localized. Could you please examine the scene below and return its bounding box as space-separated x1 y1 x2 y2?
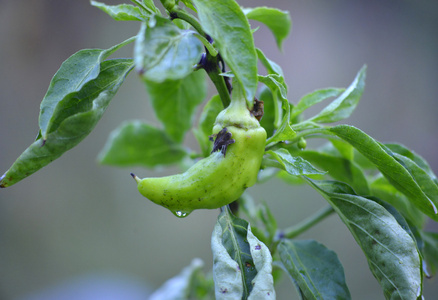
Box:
1 0 437 299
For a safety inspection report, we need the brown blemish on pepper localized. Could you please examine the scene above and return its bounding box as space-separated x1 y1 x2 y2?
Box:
209 127 235 156
250 98 264 121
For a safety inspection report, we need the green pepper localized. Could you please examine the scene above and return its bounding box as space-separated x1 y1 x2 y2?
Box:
132 86 267 217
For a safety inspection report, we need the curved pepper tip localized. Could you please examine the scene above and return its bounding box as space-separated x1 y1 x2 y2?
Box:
130 173 141 184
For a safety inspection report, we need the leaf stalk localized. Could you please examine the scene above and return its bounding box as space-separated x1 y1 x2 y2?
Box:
278 205 335 240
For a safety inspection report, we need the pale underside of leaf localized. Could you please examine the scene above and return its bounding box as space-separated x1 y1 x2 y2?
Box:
306 179 422 300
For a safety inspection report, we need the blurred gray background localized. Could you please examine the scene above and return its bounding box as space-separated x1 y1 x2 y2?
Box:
1 0 437 299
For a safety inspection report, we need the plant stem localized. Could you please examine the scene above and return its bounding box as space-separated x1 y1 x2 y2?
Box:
169 8 207 39
193 33 218 57
293 127 333 141
265 127 333 151
278 205 335 240
163 4 230 107
107 36 136 53
205 52 232 108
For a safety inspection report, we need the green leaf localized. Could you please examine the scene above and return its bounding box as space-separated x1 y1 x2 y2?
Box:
193 94 223 157
330 124 438 221
385 143 438 185
243 7 291 50
368 195 424 283
384 147 438 216
292 88 345 120
278 239 351 300
277 170 307 185
256 48 284 76
144 70 207 143
266 107 295 146
257 86 276 138
98 121 187 167
148 258 206 299
384 143 438 199
298 149 370 195
39 38 134 140
306 178 422 299
1 59 134 188
179 0 197 11
91 1 149 21
369 175 426 228
330 138 354 161
212 207 275 299
310 65 366 123
258 74 287 103
264 100 296 147
258 74 293 144
421 231 438 276
140 0 161 15
134 16 203 82
193 0 258 101
264 149 326 176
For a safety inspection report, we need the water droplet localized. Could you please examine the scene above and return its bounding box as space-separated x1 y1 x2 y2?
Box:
172 210 191 218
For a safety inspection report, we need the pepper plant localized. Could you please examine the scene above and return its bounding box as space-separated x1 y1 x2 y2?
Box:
1 0 437 299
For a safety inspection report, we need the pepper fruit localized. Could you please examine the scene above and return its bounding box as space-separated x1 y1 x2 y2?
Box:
132 85 267 218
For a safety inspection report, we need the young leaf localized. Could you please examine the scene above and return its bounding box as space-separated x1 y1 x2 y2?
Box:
1 59 134 188
309 65 366 123
149 258 205 300
264 149 326 176
91 1 149 21
306 178 422 300
143 70 207 143
193 94 223 157
278 239 351 300
193 0 258 101
98 120 187 167
39 38 134 140
243 7 292 50
258 74 287 103
140 0 161 15
258 74 292 144
134 16 203 82
256 48 284 76
266 108 296 146
291 88 345 120
179 0 197 12
330 124 438 221
257 86 276 138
